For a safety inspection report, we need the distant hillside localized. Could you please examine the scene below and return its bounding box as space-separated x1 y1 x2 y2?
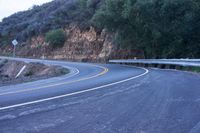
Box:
0 0 200 59
0 0 101 42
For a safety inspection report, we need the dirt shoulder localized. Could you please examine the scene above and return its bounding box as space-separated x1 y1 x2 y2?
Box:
0 59 69 87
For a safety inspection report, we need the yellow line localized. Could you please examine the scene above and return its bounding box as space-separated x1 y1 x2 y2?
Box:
0 65 109 96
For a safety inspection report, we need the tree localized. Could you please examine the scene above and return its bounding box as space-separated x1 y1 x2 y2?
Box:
92 0 200 58
45 29 66 48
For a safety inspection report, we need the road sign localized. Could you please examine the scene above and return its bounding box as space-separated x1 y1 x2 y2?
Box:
12 39 18 57
12 39 18 46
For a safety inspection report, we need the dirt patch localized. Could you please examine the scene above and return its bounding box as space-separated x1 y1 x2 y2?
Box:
0 59 69 87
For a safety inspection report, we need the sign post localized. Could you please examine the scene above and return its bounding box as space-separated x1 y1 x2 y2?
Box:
12 39 18 57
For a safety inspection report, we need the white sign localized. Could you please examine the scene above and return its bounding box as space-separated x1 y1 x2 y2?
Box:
12 39 18 46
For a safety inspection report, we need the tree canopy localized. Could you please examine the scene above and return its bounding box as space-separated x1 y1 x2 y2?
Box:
92 0 200 58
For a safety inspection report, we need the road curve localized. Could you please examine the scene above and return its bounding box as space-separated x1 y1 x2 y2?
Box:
0 57 200 133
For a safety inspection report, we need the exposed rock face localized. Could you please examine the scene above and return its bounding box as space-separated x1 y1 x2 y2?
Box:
50 25 114 62
0 25 143 62
10 25 114 62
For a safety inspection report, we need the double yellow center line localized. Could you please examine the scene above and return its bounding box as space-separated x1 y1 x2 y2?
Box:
0 65 109 96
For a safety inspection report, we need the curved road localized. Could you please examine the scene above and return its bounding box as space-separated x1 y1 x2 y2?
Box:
0 57 200 133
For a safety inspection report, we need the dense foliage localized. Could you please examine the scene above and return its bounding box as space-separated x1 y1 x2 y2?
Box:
92 0 200 58
45 29 66 48
0 0 101 42
0 0 200 58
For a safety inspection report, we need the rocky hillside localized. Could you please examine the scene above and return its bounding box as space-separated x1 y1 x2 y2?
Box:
1 0 200 60
0 0 143 62
0 24 142 62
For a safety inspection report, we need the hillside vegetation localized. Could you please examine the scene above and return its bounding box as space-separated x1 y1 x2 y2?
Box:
0 0 200 59
45 29 66 48
0 0 100 42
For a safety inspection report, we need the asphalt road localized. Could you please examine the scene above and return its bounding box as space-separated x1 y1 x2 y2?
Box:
0 57 200 133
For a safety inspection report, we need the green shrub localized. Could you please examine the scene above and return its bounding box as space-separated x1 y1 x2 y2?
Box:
24 71 33 77
182 66 200 73
0 35 10 47
45 29 66 48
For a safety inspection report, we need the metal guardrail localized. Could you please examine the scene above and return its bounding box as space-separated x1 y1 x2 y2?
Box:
109 59 200 67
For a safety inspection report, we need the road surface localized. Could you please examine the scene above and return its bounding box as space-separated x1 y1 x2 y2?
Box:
0 57 200 133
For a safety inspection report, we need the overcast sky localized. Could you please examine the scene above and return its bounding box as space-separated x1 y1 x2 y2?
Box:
0 0 53 21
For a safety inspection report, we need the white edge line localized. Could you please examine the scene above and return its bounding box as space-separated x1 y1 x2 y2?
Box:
0 66 80 92
0 67 149 111
59 66 80 80
0 64 106 96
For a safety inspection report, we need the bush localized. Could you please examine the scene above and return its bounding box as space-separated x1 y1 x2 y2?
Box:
24 71 33 77
45 29 66 48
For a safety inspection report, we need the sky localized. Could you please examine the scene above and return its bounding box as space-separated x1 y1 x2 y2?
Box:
0 0 53 21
